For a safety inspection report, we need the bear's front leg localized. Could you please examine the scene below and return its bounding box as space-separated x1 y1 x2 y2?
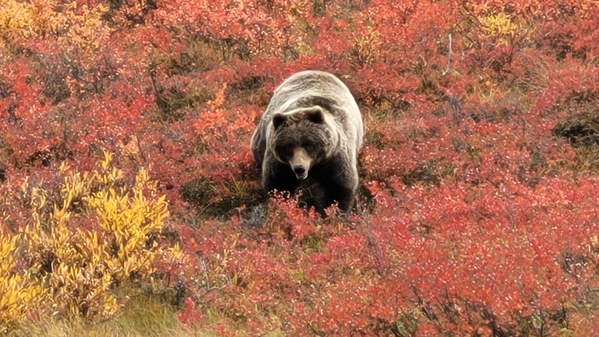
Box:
325 159 359 214
302 164 356 215
299 180 353 216
326 181 355 215
263 159 298 196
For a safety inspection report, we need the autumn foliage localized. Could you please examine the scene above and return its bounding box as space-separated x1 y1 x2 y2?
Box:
2 0 599 335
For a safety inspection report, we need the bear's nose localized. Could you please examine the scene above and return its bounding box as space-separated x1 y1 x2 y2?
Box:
293 165 305 176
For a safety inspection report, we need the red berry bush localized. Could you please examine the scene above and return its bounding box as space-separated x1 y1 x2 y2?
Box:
2 0 599 335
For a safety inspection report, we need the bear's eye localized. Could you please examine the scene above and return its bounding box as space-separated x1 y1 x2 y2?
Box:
275 143 294 161
302 141 313 149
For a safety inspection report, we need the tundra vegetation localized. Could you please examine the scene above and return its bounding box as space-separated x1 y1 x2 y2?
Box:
1 0 599 335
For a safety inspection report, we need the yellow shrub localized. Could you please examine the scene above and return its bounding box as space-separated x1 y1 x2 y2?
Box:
0 151 180 329
0 0 110 52
0 235 46 333
352 28 380 67
480 12 520 40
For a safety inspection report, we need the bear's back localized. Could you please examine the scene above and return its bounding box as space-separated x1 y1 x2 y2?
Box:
269 71 353 112
267 70 363 150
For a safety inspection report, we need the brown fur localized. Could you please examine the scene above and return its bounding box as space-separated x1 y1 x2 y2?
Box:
250 70 363 215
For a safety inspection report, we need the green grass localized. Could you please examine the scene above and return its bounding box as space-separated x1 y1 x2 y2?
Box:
9 294 197 337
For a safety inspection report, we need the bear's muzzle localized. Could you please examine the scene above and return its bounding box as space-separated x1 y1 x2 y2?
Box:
290 147 312 180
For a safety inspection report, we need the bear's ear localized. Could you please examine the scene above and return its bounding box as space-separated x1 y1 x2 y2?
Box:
272 113 286 129
306 108 324 124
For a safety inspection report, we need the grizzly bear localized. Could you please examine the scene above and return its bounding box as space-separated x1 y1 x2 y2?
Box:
250 70 364 215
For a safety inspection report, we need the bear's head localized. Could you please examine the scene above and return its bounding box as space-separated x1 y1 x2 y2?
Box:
268 106 338 180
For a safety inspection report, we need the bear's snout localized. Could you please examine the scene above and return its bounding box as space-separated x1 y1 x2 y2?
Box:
289 147 312 180
293 165 306 179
